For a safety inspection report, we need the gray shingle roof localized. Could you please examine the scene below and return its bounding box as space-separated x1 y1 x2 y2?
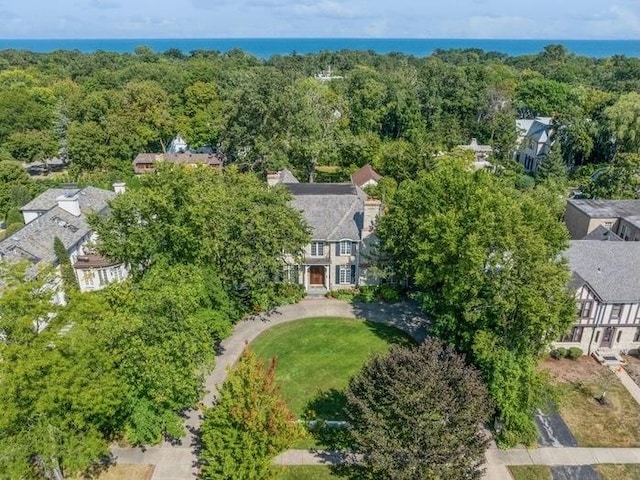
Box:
279 169 299 184
1 186 115 267
568 199 640 218
286 183 366 241
582 225 623 241
565 240 640 302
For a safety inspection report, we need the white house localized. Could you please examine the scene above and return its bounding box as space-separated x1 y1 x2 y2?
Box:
268 170 382 293
554 240 640 355
514 117 553 173
0 183 129 294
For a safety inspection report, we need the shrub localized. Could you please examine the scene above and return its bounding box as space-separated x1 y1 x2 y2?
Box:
5 222 23 236
357 286 377 303
567 347 583 360
550 349 563 360
5 207 22 226
377 284 402 303
328 288 358 302
275 283 305 305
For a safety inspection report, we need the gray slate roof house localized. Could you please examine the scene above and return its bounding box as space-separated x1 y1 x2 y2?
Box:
565 240 640 303
285 183 367 241
0 186 115 268
565 199 640 241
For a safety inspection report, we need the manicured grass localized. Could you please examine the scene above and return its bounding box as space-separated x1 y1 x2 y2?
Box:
508 465 551 480
315 165 340 173
596 464 640 480
251 317 412 419
557 372 640 447
276 465 338 479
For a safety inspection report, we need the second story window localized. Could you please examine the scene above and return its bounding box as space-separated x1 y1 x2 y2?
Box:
311 241 324 257
339 240 352 256
610 304 622 320
579 301 593 318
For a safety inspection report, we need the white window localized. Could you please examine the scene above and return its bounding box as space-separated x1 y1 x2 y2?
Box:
82 270 94 287
311 242 324 257
339 265 351 285
98 269 109 286
283 265 298 283
339 240 352 256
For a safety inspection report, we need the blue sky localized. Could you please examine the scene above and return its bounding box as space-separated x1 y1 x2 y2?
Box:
0 0 639 39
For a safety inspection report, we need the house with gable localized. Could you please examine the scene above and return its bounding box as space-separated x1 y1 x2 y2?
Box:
267 170 382 293
554 240 640 355
133 135 225 174
0 183 128 294
351 164 382 189
514 116 553 173
457 138 493 170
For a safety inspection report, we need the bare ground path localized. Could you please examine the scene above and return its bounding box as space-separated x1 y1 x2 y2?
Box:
111 298 429 479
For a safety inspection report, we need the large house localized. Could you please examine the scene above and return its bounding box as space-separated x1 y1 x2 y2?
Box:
268 170 382 292
554 240 640 355
514 116 553 173
133 135 225 174
565 199 640 241
0 184 128 293
351 164 382 189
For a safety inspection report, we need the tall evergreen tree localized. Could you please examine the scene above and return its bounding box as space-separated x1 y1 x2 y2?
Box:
53 236 78 292
536 141 567 182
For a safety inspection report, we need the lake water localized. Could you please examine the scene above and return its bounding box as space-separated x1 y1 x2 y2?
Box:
0 38 637 58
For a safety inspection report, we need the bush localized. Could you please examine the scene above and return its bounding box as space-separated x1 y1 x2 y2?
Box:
275 283 305 305
328 288 358 302
567 347 583 360
377 284 402 303
5 207 22 226
357 286 377 303
5 222 23 236
550 349 562 360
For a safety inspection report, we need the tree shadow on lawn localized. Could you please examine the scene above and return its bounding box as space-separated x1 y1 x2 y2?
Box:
305 388 348 423
361 320 416 347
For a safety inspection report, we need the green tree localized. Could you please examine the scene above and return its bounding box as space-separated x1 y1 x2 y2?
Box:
53 236 78 292
536 141 567 183
89 164 310 313
605 92 640 153
200 347 301 480
0 162 34 218
582 153 640 199
344 340 492 480
376 158 575 445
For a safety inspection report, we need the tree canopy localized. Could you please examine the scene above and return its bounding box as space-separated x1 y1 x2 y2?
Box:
344 340 492 480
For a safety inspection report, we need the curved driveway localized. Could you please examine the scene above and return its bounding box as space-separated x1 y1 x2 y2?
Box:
112 298 430 480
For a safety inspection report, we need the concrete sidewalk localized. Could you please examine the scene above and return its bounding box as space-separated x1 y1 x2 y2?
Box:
611 365 640 405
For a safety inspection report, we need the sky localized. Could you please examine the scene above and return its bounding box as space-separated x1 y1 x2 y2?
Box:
0 0 639 39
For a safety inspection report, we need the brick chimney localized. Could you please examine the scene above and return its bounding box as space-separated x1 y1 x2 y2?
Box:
56 193 81 216
362 197 382 239
113 181 126 194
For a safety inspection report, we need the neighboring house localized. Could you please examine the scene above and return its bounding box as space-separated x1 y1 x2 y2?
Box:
133 152 225 174
133 135 225 174
565 199 640 241
514 116 553 173
457 138 493 170
351 164 382 189
0 183 128 294
269 170 382 292
554 240 640 355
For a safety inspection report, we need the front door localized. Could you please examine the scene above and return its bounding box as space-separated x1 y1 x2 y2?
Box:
309 266 325 286
601 327 615 348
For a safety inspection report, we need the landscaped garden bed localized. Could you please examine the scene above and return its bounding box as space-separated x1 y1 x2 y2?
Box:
541 357 640 447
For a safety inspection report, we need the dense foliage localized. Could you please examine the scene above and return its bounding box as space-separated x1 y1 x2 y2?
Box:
89 164 310 313
344 340 492 480
0 45 636 187
377 157 576 445
200 348 301 480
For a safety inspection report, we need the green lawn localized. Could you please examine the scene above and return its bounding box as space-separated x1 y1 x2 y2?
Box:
251 317 412 419
596 464 640 480
276 466 338 479
508 465 551 480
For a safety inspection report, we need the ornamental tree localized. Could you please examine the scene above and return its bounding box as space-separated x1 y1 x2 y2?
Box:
200 347 301 480
344 340 492 480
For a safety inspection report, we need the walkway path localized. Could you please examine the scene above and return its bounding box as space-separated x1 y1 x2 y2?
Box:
111 298 430 480
274 447 640 479
610 365 640 405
